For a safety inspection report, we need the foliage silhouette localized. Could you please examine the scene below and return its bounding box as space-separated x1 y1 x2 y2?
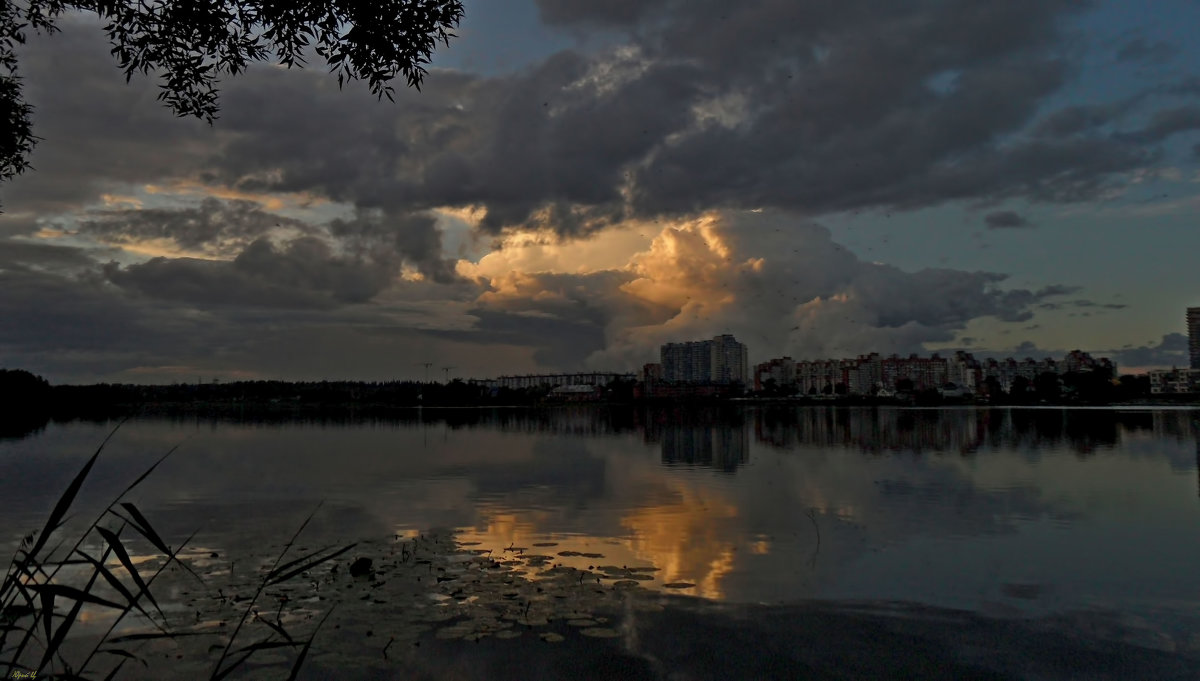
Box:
0 0 465 182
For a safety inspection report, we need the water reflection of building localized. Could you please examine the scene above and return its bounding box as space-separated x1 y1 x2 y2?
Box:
749 407 1172 456
660 422 750 473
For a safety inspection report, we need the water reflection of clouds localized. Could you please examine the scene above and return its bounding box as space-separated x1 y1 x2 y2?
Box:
2 408 1198 612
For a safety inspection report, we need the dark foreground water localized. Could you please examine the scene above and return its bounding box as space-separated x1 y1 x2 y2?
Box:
3 406 1199 679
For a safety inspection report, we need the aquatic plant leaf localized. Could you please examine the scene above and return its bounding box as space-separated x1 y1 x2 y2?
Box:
580 627 620 638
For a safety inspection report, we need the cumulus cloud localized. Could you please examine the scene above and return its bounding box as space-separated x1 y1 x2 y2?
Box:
458 211 1073 368
1111 333 1189 369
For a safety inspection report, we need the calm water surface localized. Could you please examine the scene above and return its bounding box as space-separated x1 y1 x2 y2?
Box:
3 406 1199 677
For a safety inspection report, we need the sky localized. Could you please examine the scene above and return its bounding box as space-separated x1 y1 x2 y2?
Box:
1 0 1199 383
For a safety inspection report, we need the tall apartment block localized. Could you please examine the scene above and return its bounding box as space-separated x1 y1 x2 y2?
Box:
1188 307 1200 370
661 334 749 384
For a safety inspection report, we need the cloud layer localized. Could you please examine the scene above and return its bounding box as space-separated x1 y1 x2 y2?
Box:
0 2 1196 380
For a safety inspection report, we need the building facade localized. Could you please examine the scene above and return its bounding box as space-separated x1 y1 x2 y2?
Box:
1189 307 1200 370
661 334 749 384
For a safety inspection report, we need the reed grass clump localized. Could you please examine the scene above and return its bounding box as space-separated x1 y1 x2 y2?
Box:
1 422 352 680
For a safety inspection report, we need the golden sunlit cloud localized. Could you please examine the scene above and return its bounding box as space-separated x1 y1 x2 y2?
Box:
32 228 70 239
103 237 218 261
455 221 656 281
100 193 143 210
144 179 325 212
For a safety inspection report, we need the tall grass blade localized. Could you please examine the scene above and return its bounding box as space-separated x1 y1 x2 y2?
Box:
211 502 324 678
97 647 145 666
23 419 127 561
93 527 166 621
28 583 127 612
253 614 293 643
232 640 300 655
114 503 204 583
38 593 86 673
116 503 170 556
70 550 161 633
114 441 186 500
38 591 53 649
102 656 127 681
266 544 357 587
286 606 335 681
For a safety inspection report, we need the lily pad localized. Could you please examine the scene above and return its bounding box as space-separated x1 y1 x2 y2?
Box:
580 627 621 638
539 632 565 643
662 582 695 589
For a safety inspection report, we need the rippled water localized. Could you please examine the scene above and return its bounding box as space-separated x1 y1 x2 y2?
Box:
3 406 1199 678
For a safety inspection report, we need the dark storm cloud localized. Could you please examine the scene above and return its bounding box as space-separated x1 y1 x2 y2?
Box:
1111 333 1188 368
0 265 243 380
104 235 404 308
0 238 97 270
79 198 313 256
984 211 1031 228
1 20 214 214
7 2 1190 235
1116 106 1200 144
1115 37 1178 64
329 209 457 282
433 308 607 370
1033 105 1118 137
854 268 1049 328
535 0 668 27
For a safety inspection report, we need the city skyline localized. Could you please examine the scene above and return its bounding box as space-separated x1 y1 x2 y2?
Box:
1 1 1199 383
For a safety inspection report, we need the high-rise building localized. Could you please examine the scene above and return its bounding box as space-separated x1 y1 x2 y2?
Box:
1189 307 1200 370
660 334 748 384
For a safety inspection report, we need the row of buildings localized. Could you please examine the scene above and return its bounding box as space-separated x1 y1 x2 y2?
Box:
752 349 1116 397
469 306 1200 397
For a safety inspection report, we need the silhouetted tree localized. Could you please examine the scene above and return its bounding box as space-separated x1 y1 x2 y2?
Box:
1116 374 1150 400
1034 371 1061 402
983 375 1004 402
1 0 464 181
0 368 52 438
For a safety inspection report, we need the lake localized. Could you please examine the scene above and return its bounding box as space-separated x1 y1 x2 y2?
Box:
3 406 1199 679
